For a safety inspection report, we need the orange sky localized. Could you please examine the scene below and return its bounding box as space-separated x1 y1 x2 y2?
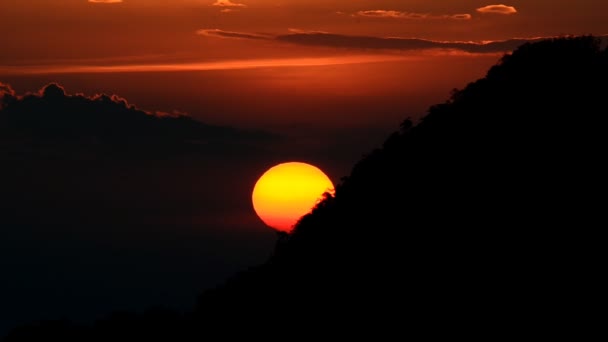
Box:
1 1 607 66
1 0 607 145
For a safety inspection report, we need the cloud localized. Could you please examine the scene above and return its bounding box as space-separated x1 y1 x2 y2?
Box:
212 0 246 7
275 33 544 53
356 10 423 19
88 0 123 3
194 29 608 55
196 29 271 40
355 10 471 20
287 28 329 34
194 29 591 54
476 4 517 14
0 82 278 145
451 14 473 20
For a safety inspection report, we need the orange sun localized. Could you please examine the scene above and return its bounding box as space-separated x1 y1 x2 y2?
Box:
252 162 335 233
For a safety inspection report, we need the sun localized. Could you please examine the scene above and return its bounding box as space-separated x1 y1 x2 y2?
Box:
252 162 335 233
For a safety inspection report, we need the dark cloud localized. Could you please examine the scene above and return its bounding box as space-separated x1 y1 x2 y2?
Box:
476 4 518 14
197 29 608 54
275 33 547 53
0 82 278 147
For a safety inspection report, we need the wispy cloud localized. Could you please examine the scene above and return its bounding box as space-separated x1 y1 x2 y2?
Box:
0 56 411 75
211 0 246 7
196 29 271 40
88 0 123 3
476 4 517 14
287 28 329 34
355 10 471 20
451 14 473 20
356 10 425 19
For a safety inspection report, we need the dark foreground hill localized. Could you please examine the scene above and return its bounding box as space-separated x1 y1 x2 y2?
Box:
4 36 605 340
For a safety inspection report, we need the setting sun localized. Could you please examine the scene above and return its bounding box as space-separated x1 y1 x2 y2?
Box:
252 162 335 233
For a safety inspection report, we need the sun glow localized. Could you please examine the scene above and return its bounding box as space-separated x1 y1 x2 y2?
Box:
252 162 335 232
0 55 411 75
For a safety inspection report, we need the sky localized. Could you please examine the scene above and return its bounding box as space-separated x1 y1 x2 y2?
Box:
4 0 604 156
1 0 607 336
1 1 607 64
2 1 606 132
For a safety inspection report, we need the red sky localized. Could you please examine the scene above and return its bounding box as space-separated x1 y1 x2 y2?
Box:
1 0 607 174
1 1 606 65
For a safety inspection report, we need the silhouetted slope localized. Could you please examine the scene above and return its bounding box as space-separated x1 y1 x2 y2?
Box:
193 35 606 334
4 36 605 341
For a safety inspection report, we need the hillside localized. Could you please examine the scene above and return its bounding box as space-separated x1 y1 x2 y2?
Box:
194 35 606 335
5 35 605 340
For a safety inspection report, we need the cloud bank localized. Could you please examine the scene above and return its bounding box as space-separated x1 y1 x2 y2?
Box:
476 4 517 14
197 29 568 54
195 29 604 54
275 33 540 53
195 30 608 56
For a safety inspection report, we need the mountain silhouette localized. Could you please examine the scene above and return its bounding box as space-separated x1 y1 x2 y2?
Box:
4 35 605 340
192 34 605 336
0 82 278 154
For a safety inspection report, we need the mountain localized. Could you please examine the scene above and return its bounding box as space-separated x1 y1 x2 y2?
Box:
0 82 278 156
4 35 605 341
194 34 606 336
